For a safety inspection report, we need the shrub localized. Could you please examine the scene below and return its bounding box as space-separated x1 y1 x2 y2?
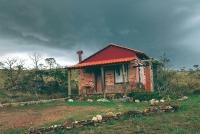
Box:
127 91 162 101
193 89 200 95
114 93 123 99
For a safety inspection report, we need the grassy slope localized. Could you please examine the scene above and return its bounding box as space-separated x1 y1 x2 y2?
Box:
170 71 200 89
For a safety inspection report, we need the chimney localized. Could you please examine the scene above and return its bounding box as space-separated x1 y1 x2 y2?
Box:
77 50 83 63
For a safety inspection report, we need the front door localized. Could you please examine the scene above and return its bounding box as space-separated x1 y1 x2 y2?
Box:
95 69 102 93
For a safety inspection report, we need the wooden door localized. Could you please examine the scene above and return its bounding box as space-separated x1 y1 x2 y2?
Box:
95 69 102 93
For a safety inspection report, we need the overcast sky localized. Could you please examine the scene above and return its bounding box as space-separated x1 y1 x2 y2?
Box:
0 0 200 68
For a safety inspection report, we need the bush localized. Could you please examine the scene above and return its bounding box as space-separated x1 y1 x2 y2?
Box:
193 89 200 95
114 93 123 99
127 91 162 101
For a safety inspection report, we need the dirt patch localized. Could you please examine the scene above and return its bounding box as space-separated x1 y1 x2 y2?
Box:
0 105 102 131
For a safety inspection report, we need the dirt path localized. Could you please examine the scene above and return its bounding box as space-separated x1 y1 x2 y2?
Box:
0 105 102 131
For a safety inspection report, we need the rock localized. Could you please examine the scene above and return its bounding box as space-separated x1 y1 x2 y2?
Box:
0 103 3 108
106 112 114 117
96 114 102 121
159 105 174 112
11 103 18 107
87 99 93 102
74 121 78 124
144 108 151 113
160 99 165 103
150 99 159 106
20 103 25 106
92 116 98 122
122 96 132 102
28 127 35 133
97 98 110 102
183 96 188 99
116 112 123 117
166 106 173 109
135 99 140 103
178 96 188 101
68 99 74 102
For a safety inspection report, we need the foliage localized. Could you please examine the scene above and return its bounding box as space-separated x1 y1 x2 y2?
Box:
45 58 57 69
152 54 171 95
152 53 200 98
127 91 162 100
25 68 68 94
0 56 69 101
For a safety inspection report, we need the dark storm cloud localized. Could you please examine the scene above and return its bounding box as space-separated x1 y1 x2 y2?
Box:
0 0 200 67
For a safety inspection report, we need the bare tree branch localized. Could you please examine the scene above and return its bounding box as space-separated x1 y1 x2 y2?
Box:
29 52 43 69
1 57 25 89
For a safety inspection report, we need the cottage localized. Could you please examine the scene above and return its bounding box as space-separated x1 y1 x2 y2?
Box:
67 44 154 96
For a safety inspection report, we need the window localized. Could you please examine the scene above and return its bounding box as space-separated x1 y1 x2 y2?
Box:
115 66 122 83
114 65 128 83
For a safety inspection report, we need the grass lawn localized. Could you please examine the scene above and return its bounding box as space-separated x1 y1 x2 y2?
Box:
1 95 200 134
69 95 200 134
1 100 148 134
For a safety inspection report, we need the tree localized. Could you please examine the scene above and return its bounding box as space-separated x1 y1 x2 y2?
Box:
29 52 42 69
0 61 4 69
153 53 171 97
193 65 199 70
45 58 56 69
1 58 25 90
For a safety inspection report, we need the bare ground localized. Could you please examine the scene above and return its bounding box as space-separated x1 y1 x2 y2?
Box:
0 105 103 131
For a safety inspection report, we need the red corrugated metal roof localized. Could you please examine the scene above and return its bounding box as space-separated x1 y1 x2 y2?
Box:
69 57 136 68
68 44 147 69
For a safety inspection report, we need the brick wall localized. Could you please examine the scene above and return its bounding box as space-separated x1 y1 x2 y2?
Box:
128 62 138 88
78 69 96 94
77 62 152 95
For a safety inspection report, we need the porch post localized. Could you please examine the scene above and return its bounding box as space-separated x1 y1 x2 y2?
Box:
68 69 71 97
150 62 154 92
122 64 127 95
101 66 105 98
122 64 125 83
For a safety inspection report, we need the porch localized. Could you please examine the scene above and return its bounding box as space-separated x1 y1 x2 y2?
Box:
68 61 148 96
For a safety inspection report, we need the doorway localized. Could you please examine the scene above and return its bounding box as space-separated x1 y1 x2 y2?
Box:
95 69 102 93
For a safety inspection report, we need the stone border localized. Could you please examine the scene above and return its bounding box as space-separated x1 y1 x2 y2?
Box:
25 104 179 134
0 97 69 108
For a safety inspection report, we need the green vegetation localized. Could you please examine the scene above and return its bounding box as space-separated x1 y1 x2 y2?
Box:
1 100 147 133
0 54 200 133
76 95 200 134
2 95 199 134
0 56 70 103
0 68 68 103
127 92 162 100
